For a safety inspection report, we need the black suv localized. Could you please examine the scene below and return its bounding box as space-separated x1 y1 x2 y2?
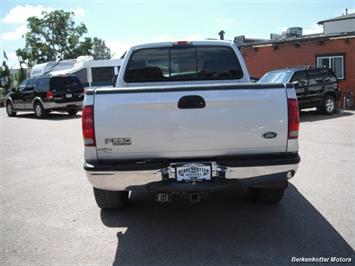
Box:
5 75 84 118
259 67 340 114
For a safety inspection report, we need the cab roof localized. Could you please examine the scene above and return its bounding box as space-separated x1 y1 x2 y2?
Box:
130 40 234 50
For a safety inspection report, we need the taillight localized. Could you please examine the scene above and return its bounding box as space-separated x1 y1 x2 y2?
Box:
82 105 95 146
46 91 54 100
288 98 299 139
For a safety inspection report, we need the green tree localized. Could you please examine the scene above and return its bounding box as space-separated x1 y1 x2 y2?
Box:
16 10 111 65
72 37 112 60
91 37 111 60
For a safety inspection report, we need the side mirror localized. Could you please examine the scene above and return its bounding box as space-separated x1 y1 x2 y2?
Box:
11 87 18 92
293 81 300 88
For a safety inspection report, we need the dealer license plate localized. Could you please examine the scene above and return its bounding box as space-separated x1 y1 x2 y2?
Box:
175 163 212 182
65 93 72 98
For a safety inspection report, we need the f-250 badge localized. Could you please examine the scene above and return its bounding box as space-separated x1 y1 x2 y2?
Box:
105 138 132 145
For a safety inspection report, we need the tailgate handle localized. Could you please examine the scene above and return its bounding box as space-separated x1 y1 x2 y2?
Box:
178 95 206 109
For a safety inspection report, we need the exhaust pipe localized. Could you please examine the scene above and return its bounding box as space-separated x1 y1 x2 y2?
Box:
189 192 201 203
156 193 171 203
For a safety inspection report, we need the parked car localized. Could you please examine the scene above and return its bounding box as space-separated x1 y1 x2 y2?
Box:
82 40 300 210
259 67 340 114
5 75 84 118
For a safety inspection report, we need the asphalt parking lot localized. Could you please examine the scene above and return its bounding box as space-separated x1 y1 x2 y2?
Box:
0 108 354 266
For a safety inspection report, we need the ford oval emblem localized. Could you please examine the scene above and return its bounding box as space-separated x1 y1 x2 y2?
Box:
263 132 277 139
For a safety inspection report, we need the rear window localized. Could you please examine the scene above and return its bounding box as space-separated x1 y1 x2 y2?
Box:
308 70 325 86
124 46 243 82
50 76 82 91
323 74 337 83
259 71 293 83
308 76 324 86
314 69 337 84
92 67 115 86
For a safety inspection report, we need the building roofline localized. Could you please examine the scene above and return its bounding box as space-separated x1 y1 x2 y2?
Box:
237 32 355 48
318 13 355 24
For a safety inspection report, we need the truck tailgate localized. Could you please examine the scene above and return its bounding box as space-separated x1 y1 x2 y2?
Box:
94 84 288 160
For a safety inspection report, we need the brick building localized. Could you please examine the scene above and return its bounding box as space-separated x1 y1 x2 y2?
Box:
235 12 355 108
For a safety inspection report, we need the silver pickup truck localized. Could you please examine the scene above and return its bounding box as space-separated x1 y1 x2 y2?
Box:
82 40 300 210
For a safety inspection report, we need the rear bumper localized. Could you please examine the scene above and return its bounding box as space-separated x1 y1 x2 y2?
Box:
84 153 300 191
43 100 82 110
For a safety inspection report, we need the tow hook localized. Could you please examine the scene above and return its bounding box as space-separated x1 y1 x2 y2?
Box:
189 192 201 203
156 193 171 203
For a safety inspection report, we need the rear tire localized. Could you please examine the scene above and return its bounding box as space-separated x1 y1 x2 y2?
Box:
249 187 286 203
6 101 16 117
67 109 78 116
321 94 336 115
34 102 48 118
93 188 129 210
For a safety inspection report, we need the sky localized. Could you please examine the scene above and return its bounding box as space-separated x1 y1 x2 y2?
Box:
1 0 354 68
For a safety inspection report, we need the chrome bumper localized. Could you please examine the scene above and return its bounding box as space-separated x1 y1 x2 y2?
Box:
43 101 82 110
85 161 299 191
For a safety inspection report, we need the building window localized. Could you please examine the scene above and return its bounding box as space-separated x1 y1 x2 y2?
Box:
316 55 344 80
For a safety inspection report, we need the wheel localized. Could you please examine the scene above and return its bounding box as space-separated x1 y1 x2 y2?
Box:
34 102 48 118
6 101 17 117
249 187 286 203
321 95 336 115
67 109 78 116
93 188 129 210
